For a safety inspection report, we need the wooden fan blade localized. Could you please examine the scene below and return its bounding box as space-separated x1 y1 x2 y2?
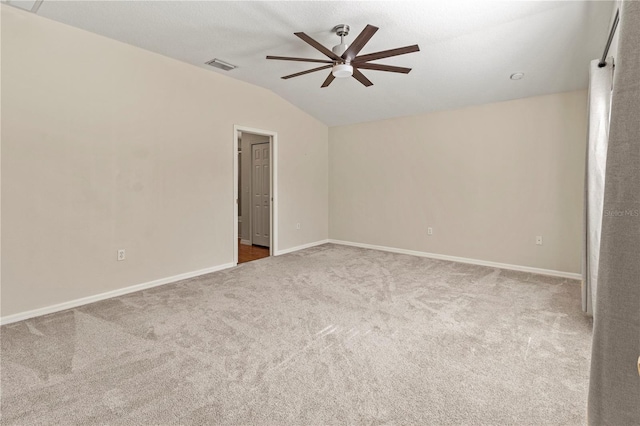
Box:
282 65 333 79
341 24 378 61
353 63 411 74
354 45 420 63
294 32 343 61
352 68 373 87
321 72 335 88
266 55 334 64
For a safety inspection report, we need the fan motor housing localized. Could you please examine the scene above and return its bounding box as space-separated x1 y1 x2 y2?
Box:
332 43 349 56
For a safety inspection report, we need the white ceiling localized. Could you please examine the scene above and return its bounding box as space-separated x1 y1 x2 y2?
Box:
8 0 614 126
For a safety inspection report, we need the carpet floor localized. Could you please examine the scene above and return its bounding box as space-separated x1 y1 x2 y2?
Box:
0 244 592 425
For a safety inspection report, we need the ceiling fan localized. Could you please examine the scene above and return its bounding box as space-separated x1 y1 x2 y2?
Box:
266 24 420 88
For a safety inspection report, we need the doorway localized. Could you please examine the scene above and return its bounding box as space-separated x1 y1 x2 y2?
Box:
233 126 277 265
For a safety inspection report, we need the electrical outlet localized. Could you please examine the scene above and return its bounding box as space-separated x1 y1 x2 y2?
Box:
117 249 126 261
296 223 301 230
536 236 543 245
427 227 433 235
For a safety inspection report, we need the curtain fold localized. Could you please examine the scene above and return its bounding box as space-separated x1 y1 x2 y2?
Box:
588 1 640 424
582 58 613 315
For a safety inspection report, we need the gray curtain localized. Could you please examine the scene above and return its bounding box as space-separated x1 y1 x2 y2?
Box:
582 58 613 315
588 1 640 425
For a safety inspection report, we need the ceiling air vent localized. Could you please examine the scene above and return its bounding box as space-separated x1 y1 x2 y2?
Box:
205 58 237 71
4 0 44 13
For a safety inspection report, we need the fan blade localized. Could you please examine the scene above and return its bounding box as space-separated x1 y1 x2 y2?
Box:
341 24 379 61
321 72 335 88
282 65 333 79
266 55 334 64
294 32 343 61
353 63 411 74
354 45 420 63
352 68 373 87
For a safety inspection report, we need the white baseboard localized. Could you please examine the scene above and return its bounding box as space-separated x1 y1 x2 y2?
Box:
240 239 252 246
328 239 581 280
1 240 579 325
274 239 329 256
0 263 235 326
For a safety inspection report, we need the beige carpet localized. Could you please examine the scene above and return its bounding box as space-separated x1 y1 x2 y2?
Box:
1 244 592 425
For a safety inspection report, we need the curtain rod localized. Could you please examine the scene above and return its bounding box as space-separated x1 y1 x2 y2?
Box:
598 8 619 68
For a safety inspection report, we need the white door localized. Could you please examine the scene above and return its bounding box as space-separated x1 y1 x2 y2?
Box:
252 143 270 247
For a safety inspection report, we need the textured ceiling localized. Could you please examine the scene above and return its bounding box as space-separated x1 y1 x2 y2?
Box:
7 1 614 126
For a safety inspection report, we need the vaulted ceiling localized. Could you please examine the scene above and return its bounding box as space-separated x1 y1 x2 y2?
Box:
7 1 614 126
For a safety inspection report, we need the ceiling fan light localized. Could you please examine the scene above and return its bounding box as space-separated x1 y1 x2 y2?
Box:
332 64 353 78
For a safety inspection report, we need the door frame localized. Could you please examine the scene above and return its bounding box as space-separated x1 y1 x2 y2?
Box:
233 125 277 265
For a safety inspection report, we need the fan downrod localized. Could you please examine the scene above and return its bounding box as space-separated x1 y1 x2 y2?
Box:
332 24 351 57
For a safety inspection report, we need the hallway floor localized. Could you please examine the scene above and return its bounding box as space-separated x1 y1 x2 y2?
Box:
238 239 269 264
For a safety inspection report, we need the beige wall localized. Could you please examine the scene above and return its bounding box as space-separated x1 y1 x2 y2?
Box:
329 91 587 274
1 6 328 317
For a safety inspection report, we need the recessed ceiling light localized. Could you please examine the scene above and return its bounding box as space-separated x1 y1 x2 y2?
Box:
510 72 525 80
